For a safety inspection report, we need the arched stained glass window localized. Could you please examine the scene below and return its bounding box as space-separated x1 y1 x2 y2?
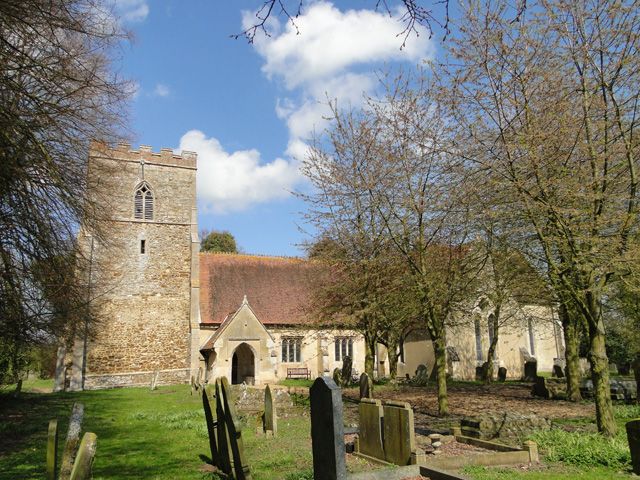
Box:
134 182 154 220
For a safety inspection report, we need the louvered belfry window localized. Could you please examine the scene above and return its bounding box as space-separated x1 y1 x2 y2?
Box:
134 183 154 220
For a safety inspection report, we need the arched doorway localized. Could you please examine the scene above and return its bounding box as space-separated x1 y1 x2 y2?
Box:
231 343 255 385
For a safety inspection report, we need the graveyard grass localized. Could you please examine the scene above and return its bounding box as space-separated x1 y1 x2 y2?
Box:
1 379 638 479
0 380 372 480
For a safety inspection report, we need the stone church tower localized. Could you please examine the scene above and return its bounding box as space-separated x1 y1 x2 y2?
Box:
62 142 201 389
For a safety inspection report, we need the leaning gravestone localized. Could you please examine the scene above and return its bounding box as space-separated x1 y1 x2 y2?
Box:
202 384 220 467
220 377 252 479
359 372 373 399
626 419 640 474
47 420 58 480
214 379 233 475
310 377 347 480
358 398 385 460
382 400 416 466
497 367 507 382
264 384 277 436
59 402 85 480
341 356 353 386
523 360 537 382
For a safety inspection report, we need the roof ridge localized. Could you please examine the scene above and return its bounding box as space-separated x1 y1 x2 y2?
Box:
199 251 304 261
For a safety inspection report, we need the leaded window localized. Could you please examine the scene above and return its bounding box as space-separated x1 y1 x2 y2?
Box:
334 337 353 361
134 182 154 220
282 337 302 363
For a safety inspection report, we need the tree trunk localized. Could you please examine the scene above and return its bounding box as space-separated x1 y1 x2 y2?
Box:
364 334 376 378
483 334 498 383
433 335 449 416
587 304 616 436
560 303 582 402
387 342 399 380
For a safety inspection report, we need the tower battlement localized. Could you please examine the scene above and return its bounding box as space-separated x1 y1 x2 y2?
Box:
90 141 197 169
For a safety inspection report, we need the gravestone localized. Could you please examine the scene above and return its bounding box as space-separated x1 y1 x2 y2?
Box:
552 365 565 378
359 372 373 399
60 402 85 480
264 384 277 436
202 384 220 467
626 419 640 474
214 379 233 475
220 377 252 479
69 432 97 480
523 360 537 382
310 377 347 480
609 363 618 375
358 398 385 460
497 367 507 382
332 368 342 388
47 419 58 480
382 401 415 466
341 356 353 386
411 364 429 386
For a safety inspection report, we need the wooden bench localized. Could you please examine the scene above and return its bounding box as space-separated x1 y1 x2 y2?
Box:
286 367 311 380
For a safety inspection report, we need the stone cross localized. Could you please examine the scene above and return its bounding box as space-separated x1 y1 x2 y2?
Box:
382 401 416 466
359 372 373 399
264 384 277 436
310 377 347 480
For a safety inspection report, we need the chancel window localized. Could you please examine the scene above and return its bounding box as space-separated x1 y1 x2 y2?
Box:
134 182 154 220
282 337 302 363
334 337 353 361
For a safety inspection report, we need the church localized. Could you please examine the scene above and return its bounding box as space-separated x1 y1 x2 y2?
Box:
55 143 564 391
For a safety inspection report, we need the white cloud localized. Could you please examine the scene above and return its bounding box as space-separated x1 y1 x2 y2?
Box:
113 0 149 23
179 130 302 214
245 1 432 89
153 83 170 97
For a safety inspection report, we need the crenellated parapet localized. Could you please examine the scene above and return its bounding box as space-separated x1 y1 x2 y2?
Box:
90 141 197 169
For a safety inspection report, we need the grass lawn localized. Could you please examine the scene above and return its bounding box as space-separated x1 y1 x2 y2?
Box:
0 382 376 480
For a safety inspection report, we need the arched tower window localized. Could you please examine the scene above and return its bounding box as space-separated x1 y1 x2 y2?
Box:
134 182 154 220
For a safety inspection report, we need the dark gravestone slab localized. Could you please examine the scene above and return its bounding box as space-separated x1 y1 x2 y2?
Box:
475 366 484 382
524 360 537 382
497 367 507 382
382 401 415 466
310 377 347 480
341 356 353 386
202 384 220 467
359 372 373 399
215 379 233 475
358 398 385 460
220 377 252 480
633 357 640 400
411 364 428 386
552 365 565 378
264 384 277 436
627 419 640 474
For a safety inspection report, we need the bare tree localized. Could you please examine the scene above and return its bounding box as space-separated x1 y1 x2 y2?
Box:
0 0 131 386
443 0 640 435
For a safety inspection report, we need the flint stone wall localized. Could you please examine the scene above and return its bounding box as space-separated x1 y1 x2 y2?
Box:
84 368 189 389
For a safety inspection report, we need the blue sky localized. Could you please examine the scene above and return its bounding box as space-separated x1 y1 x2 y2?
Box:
114 0 437 256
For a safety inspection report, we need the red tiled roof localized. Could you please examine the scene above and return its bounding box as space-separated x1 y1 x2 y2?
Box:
199 253 319 325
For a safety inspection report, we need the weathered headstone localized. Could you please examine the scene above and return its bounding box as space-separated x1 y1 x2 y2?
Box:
341 356 353 386
310 377 347 480
150 370 159 390
59 402 85 480
220 377 252 479
332 368 342 388
382 400 415 466
202 384 220 467
552 365 565 378
47 419 58 480
359 372 373 399
69 432 97 480
626 419 640 474
411 364 428 386
215 379 233 475
264 384 277 436
497 367 507 382
533 376 567 399
358 398 385 460
523 360 537 382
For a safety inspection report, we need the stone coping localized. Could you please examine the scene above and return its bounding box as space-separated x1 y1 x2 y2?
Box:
348 465 470 480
